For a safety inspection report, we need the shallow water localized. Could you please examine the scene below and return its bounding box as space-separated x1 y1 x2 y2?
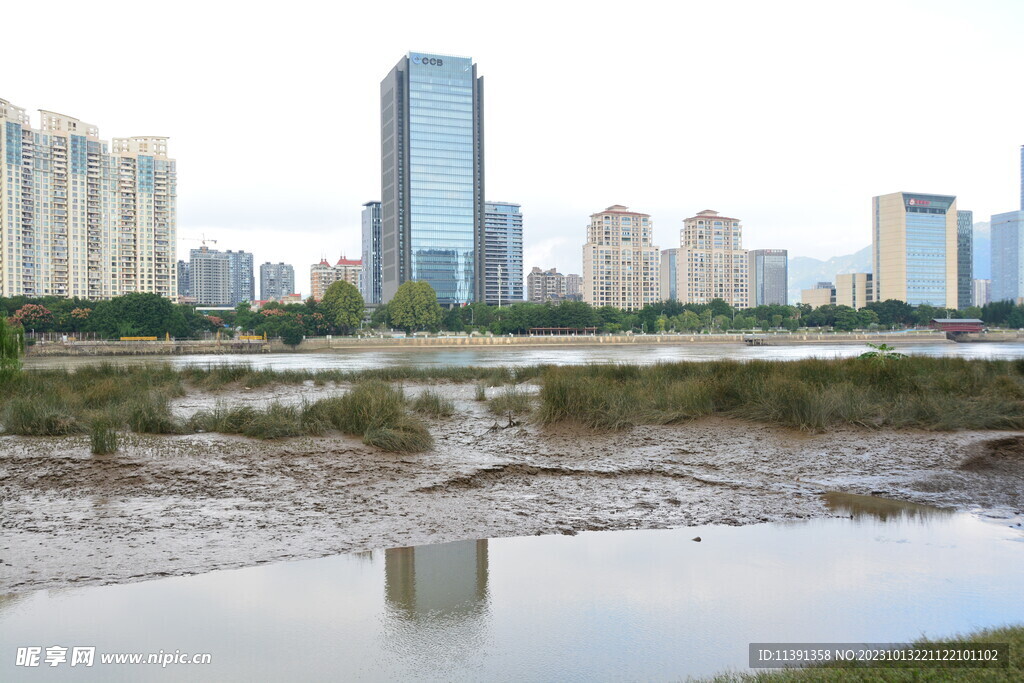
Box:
23 340 1024 372
2 497 1021 681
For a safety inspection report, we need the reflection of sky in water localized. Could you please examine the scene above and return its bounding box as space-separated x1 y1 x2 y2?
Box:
23 341 1024 373
2 508 1022 681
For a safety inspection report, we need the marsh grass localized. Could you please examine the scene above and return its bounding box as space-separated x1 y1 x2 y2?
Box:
127 393 181 434
538 358 1024 432
709 624 1023 682
181 381 431 450
89 417 119 455
475 383 488 401
410 390 455 417
488 385 534 415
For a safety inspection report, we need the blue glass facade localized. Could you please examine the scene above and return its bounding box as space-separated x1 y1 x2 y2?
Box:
380 52 484 306
904 194 953 306
991 211 1024 303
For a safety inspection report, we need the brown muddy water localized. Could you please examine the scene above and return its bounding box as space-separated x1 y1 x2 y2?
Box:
23 340 1024 372
1 495 1022 682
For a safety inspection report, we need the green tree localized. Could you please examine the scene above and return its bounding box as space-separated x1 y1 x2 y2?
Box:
279 320 305 347
86 293 188 338
389 281 443 332
0 315 25 379
320 280 364 335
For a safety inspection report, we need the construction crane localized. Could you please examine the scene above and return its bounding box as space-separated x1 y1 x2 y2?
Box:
181 234 219 247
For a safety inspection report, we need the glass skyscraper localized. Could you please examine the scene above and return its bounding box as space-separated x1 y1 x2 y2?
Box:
956 210 973 310
380 52 484 306
991 210 1024 303
747 249 788 307
361 200 382 304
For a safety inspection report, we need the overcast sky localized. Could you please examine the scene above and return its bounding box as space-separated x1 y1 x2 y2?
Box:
4 0 1022 298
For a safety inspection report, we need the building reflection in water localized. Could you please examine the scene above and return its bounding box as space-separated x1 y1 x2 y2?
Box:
823 492 951 523
382 539 490 666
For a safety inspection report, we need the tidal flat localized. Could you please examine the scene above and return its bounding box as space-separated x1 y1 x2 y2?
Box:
2 361 1023 593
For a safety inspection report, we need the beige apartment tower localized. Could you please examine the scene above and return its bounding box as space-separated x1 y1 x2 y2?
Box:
582 205 660 310
872 192 958 308
310 256 362 301
673 210 749 308
835 273 874 310
0 98 176 300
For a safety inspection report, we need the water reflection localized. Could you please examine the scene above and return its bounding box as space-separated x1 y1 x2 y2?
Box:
382 540 490 671
823 492 953 522
385 540 489 618
2 512 1022 681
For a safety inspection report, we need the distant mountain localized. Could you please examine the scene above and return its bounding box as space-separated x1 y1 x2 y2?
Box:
788 246 871 304
973 221 990 281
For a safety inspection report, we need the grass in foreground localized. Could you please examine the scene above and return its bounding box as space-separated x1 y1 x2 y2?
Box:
409 390 455 418
488 385 533 415
708 625 1023 682
3 357 1024 444
538 357 1024 431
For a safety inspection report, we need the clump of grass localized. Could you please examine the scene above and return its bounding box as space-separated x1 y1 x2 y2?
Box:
410 390 455 417
2 396 84 435
89 417 119 455
127 393 181 434
187 402 305 439
363 416 433 453
488 385 533 415
302 382 432 451
475 383 487 401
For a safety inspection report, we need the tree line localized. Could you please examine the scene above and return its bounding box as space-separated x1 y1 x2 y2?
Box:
2 279 1020 344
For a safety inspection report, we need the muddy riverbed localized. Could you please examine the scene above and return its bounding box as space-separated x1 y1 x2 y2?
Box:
2 382 1023 593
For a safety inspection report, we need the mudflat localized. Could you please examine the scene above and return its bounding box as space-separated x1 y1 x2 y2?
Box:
2 382 1022 593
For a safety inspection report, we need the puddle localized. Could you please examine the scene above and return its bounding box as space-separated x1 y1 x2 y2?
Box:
1 499 1022 681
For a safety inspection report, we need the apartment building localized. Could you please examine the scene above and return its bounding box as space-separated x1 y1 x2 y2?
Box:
582 205 660 310
0 98 176 300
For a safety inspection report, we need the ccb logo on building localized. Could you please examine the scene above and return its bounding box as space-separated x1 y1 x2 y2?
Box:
412 55 444 66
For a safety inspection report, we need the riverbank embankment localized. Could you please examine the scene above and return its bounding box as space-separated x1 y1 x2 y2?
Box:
24 329 962 356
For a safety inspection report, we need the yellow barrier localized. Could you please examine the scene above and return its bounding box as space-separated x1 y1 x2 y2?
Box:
119 336 159 341
238 335 263 340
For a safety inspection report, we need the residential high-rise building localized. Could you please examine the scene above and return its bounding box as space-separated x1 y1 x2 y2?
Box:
380 52 484 306
361 201 382 304
801 282 836 308
872 192 958 308
310 256 362 301
0 98 176 300
973 278 991 307
1020 144 1023 211
484 201 523 305
835 273 874 310
526 267 566 303
177 260 190 299
673 210 749 308
582 205 660 310
957 210 973 310
189 247 231 306
260 262 295 301
565 273 582 298
747 249 788 307
224 250 254 305
991 210 1024 303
